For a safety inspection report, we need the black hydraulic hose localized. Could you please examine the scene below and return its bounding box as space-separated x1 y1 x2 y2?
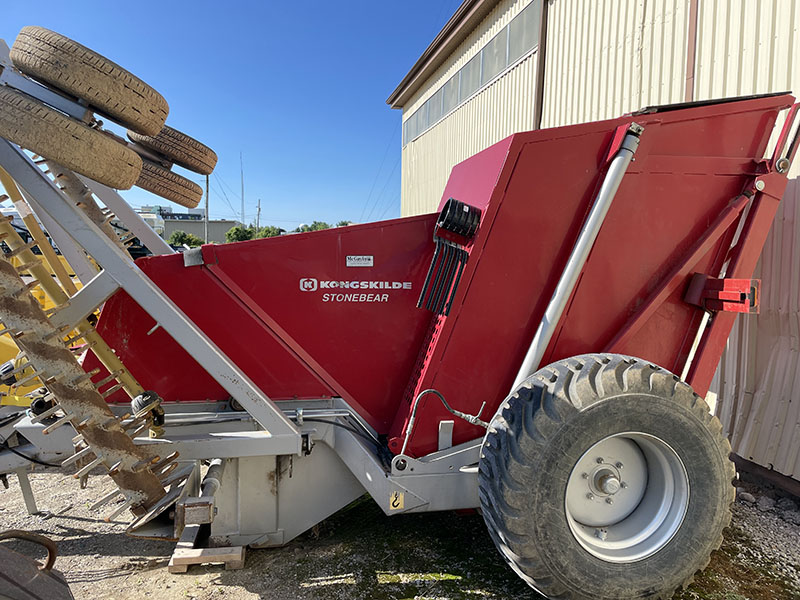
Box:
400 388 489 456
0 438 60 468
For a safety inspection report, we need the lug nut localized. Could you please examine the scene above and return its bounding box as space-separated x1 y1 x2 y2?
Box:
581 472 589 479
606 497 614 505
596 457 604 464
616 462 624 469
621 482 628 489
586 493 594 500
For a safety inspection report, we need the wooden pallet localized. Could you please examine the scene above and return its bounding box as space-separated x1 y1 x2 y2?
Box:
167 524 246 573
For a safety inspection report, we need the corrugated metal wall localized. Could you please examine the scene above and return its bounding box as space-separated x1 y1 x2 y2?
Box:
541 0 690 128
716 180 800 479
401 0 535 216
403 0 800 214
402 55 538 215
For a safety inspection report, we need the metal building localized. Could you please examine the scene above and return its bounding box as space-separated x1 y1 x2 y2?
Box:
389 0 800 484
390 0 800 216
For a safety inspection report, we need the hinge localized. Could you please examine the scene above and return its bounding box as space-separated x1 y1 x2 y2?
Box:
684 273 760 314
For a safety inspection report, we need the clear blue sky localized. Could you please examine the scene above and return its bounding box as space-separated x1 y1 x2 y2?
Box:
1 1 462 227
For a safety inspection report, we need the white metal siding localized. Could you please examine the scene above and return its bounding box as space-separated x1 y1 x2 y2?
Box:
541 0 690 128
715 178 800 479
402 54 538 216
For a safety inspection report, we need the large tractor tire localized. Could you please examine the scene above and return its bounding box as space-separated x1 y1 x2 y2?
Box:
479 353 734 600
0 87 142 190
10 26 168 136
136 160 203 208
128 125 218 175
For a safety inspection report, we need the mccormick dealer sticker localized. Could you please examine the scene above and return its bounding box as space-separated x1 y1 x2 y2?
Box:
346 255 374 267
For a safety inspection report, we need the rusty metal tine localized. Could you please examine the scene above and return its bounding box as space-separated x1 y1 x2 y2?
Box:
41 412 75 435
90 489 123 511
61 445 95 467
73 455 105 479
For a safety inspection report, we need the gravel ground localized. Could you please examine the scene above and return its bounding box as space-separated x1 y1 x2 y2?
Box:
1 466 799 600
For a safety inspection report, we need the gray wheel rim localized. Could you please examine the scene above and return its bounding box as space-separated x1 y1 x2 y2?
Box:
564 432 690 563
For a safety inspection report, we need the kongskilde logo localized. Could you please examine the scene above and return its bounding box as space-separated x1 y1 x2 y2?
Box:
299 278 411 291
299 278 318 292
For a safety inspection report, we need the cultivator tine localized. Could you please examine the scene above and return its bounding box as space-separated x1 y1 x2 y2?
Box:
73 455 105 479
105 498 135 522
94 370 123 389
0 257 167 515
41 412 76 435
29 403 62 424
156 461 180 481
90 489 124 511
45 161 129 253
61 445 95 467
101 383 125 398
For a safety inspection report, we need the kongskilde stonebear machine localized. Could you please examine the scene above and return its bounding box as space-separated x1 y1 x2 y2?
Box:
0 26 798 600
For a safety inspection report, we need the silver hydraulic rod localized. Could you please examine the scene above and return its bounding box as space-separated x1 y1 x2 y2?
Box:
511 124 643 391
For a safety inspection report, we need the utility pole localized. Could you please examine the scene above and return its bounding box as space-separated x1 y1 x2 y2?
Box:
204 174 209 243
240 152 245 226
256 199 261 230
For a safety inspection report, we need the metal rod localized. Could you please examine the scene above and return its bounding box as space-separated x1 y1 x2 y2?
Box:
511 126 643 390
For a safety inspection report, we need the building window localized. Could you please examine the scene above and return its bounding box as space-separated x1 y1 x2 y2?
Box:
460 54 481 101
481 27 508 85
429 87 444 124
402 0 541 146
509 2 540 63
442 75 459 114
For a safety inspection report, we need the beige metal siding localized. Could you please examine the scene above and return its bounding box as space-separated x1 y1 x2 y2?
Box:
401 0 537 216
693 0 800 177
694 0 799 101
541 0 690 128
715 178 800 479
402 54 538 216
404 0 535 116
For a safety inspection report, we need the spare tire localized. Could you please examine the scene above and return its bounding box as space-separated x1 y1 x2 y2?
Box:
479 353 735 600
0 87 142 190
136 160 202 208
10 26 168 136
128 126 217 175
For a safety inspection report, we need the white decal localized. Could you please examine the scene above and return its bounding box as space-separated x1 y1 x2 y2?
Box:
299 278 318 292
322 293 389 303
346 255 374 267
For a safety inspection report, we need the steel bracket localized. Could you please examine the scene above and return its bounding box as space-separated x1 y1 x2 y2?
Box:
684 273 760 313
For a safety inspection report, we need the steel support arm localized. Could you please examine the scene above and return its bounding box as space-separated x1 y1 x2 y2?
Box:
0 139 301 454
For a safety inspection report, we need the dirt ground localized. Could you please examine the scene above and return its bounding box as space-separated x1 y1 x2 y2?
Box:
1 467 799 600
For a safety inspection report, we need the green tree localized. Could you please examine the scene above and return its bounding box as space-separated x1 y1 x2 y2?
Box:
294 221 331 233
225 225 254 243
254 225 284 238
168 230 204 247
336 220 353 227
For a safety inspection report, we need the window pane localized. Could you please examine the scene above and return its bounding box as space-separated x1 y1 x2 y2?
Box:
406 111 417 142
481 27 508 85
460 54 480 100
443 76 458 114
428 88 443 124
402 119 408 145
417 102 430 133
509 1 541 63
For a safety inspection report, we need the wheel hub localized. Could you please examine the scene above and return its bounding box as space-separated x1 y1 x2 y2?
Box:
564 432 690 563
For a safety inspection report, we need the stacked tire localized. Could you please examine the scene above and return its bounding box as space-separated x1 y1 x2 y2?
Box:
0 26 216 207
